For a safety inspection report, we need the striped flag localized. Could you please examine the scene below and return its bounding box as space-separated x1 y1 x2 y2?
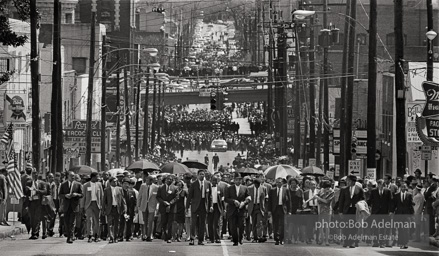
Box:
6 147 23 199
1 123 13 144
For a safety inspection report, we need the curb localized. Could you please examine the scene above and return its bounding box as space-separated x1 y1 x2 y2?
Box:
0 225 26 240
429 237 439 248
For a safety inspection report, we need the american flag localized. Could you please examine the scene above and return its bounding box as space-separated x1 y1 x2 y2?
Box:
6 147 23 199
1 123 13 145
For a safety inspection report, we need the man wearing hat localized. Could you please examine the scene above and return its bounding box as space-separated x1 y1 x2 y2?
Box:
118 177 136 242
367 179 392 248
338 175 364 248
116 171 124 187
224 172 250 246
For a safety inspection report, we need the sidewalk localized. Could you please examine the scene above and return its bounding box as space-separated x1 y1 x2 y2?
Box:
0 221 26 240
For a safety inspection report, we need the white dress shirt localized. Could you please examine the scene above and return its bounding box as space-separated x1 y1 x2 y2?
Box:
277 187 283 205
91 182 97 201
401 191 405 202
111 186 117 206
235 185 240 198
200 180 205 199
255 187 260 204
350 186 355 199
212 186 218 204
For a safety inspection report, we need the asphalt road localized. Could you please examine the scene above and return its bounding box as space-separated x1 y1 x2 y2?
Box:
0 234 437 256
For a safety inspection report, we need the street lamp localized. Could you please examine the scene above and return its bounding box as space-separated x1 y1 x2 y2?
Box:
292 10 315 20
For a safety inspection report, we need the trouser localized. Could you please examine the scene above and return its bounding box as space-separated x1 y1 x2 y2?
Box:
306 209 318 241
142 211 155 239
426 207 435 236
0 198 5 223
221 215 228 236
75 209 85 238
119 214 133 239
228 211 245 244
100 213 107 239
49 199 62 235
342 207 357 246
398 216 410 245
63 206 76 239
161 211 173 241
190 205 207 241
29 200 42 237
207 204 221 241
85 202 100 237
273 206 285 242
371 215 390 245
107 206 120 240
245 216 251 240
251 205 263 240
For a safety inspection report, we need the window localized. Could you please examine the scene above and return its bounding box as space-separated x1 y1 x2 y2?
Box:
0 58 10 73
386 32 407 46
65 13 73 24
72 57 87 74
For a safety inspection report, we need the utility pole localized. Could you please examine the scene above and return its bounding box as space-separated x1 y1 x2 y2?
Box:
308 9 316 162
51 0 62 174
30 0 40 173
151 77 157 151
395 0 406 178
276 27 288 156
115 55 120 168
425 0 434 176
85 2 97 166
293 25 301 165
343 0 357 175
101 36 107 172
267 15 273 134
157 81 161 143
135 64 141 161
323 0 330 172
367 0 377 173
142 68 150 157
124 67 132 165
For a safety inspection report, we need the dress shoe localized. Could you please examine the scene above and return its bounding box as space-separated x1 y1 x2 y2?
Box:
67 238 73 244
42 235 47 239
379 245 385 248
275 241 280 245
233 242 238 246
167 240 171 243
126 239 131 242
88 236 93 243
215 240 221 243
349 246 355 248
198 241 205 245
239 240 243 245
29 236 38 240
252 239 258 243
189 240 195 245
400 245 408 249
372 243 379 247
109 239 114 244
146 237 152 242
118 238 123 242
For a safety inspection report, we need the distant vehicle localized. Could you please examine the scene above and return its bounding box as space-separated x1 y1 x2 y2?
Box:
210 139 227 152
208 24 214 27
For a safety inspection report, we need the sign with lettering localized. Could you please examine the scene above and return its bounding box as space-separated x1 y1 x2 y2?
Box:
64 120 104 154
422 81 439 118
348 160 361 177
366 168 376 180
407 102 423 143
426 118 439 138
4 92 28 123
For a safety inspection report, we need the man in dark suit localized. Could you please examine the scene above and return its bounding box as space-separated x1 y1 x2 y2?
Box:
367 179 392 248
268 177 288 245
59 171 83 243
247 178 266 242
23 170 47 239
103 176 126 243
260 174 272 241
187 170 212 245
224 172 250 246
338 175 364 248
156 174 177 243
207 174 225 243
391 183 414 249
118 178 136 242
20 167 33 233
424 173 438 236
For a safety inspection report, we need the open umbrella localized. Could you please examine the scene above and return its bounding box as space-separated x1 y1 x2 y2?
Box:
301 166 325 176
160 162 191 174
236 167 259 174
264 165 301 179
108 168 124 178
127 160 160 172
181 160 208 170
69 165 97 176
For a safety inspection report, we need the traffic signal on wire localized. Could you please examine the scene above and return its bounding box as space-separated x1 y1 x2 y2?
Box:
210 92 217 110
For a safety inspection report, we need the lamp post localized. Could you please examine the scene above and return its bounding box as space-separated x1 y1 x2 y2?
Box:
425 29 436 176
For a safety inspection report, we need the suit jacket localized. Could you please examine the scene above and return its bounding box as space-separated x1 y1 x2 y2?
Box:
156 184 177 214
224 184 249 217
392 192 414 214
59 180 83 213
247 185 266 216
338 185 365 214
269 186 289 214
24 179 48 201
83 181 104 210
187 179 212 213
138 183 155 213
122 188 137 217
367 188 392 214
424 184 438 210
103 186 126 215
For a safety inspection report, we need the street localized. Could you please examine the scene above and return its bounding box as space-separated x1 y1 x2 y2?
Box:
0 234 437 256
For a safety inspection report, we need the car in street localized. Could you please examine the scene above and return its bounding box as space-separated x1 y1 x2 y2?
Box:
210 139 227 152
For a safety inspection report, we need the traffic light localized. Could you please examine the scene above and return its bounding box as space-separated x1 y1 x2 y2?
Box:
152 7 165 13
210 92 217 110
351 137 357 153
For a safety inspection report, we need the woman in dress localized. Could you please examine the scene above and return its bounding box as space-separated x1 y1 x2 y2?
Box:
315 180 334 246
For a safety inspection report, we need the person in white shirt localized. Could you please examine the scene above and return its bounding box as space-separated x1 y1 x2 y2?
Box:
83 172 103 243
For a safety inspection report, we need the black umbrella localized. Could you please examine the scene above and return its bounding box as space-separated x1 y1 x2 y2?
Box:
300 166 325 176
160 162 191 174
181 160 208 170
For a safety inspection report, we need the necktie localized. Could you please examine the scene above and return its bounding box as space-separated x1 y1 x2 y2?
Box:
380 190 382 196
277 188 280 198
402 192 405 201
146 185 150 199
201 182 204 199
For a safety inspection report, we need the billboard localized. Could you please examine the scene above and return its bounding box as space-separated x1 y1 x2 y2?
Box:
4 92 28 124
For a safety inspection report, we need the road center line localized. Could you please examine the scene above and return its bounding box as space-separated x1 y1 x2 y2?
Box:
220 240 229 256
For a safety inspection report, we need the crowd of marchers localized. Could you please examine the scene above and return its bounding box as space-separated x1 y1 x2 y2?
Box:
7 165 439 249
